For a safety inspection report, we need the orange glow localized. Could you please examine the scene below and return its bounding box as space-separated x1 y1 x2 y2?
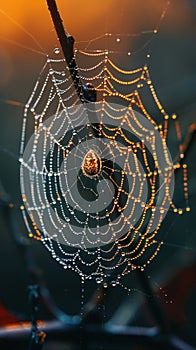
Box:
0 0 193 54
0 0 193 91
0 0 114 52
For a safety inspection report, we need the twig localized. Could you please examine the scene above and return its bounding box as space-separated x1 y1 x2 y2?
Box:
46 0 84 101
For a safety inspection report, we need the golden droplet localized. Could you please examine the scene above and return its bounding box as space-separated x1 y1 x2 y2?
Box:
82 150 101 177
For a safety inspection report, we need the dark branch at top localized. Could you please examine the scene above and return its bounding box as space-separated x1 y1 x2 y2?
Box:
46 0 84 102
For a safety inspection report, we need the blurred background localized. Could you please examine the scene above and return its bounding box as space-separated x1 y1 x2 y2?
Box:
0 0 195 349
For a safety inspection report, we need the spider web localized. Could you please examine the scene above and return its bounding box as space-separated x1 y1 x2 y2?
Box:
19 3 190 285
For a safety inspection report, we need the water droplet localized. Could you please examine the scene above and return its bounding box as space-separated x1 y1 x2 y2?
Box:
96 277 103 284
54 47 60 54
34 114 40 120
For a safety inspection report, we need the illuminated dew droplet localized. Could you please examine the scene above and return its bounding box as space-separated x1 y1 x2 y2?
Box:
116 38 121 42
82 150 101 177
54 47 60 54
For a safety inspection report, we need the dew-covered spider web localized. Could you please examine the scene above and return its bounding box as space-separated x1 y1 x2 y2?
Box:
19 0 190 286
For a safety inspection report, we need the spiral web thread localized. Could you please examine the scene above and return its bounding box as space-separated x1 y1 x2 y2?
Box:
20 19 190 285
